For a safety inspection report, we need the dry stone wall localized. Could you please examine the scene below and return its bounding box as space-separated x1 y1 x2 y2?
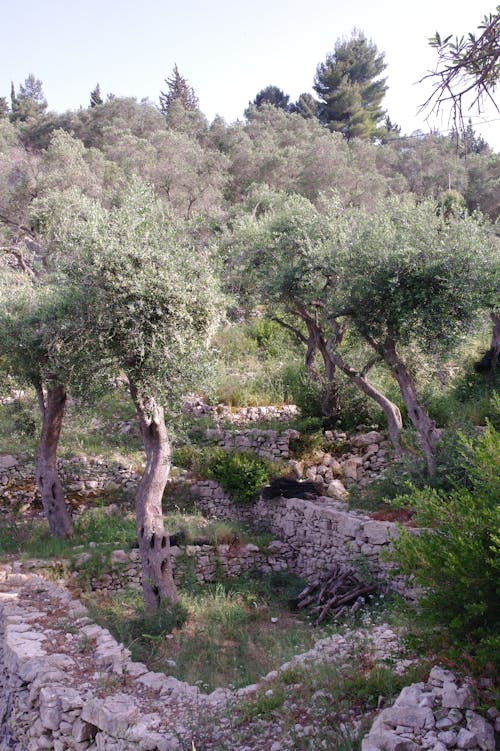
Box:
204 427 300 461
182 397 299 424
362 666 497 751
19 541 288 594
1 566 497 751
252 496 411 594
0 566 204 751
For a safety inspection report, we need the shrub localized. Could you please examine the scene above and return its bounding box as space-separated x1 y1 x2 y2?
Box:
207 449 274 504
280 362 324 418
171 444 200 470
390 423 500 667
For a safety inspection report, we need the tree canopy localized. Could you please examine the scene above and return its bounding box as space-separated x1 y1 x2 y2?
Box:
314 30 388 140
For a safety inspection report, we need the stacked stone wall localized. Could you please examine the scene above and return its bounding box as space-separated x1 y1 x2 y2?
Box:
16 541 288 594
252 496 412 594
204 427 299 461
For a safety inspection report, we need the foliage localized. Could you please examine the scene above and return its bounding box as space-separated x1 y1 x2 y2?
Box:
280 362 325 419
421 8 500 129
206 449 275 504
0 278 110 402
159 64 199 116
172 443 276 504
338 197 499 352
10 74 48 122
250 86 291 112
390 423 500 662
89 84 103 108
314 30 388 140
38 179 222 412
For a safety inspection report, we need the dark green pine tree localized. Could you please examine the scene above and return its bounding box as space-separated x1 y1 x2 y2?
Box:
290 92 319 119
159 64 199 116
10 74 48 122
314 30 387 140
450 119 490 156
89 83 103 107
252 85 290 111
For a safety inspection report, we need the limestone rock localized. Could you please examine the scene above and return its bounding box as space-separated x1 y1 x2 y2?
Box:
351 431 384 447
326 479 347 500
0 454 18 469
466 711 495 751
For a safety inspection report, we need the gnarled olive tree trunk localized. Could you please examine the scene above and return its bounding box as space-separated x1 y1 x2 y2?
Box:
327 350 403 455
35 384 74 538
475 312 500 382
382 339 441 475
130 386 178 613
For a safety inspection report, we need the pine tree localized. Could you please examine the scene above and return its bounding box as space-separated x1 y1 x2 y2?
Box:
10 74 48 122
159 64 199 116
314 30 387 140
290 92 319 119
252 85 290 111
450 119 489 156
89 83 103 107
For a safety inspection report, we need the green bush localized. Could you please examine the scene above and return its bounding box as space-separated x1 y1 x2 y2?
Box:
171 444 200 470
280 362 324 418
207 449 274 504
350 425 487 512
390 423 500 667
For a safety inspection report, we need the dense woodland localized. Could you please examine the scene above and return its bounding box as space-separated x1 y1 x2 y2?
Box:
0 24 499 674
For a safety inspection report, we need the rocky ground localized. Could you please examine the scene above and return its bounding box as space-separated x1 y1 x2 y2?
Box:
1 564 499 751
0 562 413 751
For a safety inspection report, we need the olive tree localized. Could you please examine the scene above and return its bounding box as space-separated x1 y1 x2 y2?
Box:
229 189 403 447
52 179 221 611
335 196 500 474
0 279 96 537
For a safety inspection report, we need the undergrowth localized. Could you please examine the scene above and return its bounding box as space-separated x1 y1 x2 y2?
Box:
86 570 325 691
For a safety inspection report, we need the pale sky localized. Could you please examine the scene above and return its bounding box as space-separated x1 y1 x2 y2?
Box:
2 0 499 149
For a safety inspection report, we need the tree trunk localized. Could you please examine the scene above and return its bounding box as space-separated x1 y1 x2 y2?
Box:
383 340 441 475
474 312 500 382
307 320 342 422
130 386 178 613
35 385 73 538
488 311 500 382
327 350 403 455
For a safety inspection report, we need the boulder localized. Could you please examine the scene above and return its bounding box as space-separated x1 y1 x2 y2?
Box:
351 431 385 448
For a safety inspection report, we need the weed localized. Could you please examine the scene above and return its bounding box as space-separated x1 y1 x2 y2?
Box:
97 673 126 695
238 687 286 721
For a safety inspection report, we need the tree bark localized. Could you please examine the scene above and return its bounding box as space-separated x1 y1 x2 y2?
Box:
382 340 441 475
327 350 403 455
35 385 74 538
130 385 178 613
487 311 500 382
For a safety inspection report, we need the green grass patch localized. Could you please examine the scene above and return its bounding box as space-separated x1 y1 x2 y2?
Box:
0 507 137 560
86 570 335 692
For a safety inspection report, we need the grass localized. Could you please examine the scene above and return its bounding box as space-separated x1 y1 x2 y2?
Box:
85 570 343 692
191 645 430 750
0 505 137 559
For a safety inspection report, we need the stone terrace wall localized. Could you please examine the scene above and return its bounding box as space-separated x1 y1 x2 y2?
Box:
0 453 137 512
182 397 299 425
362 666 497 751
21 541 288 594
253 496 411 594
204 427 299 461
0 567 203 751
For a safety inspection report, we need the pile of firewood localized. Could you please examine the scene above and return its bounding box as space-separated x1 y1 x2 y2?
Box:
290 562 377 626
